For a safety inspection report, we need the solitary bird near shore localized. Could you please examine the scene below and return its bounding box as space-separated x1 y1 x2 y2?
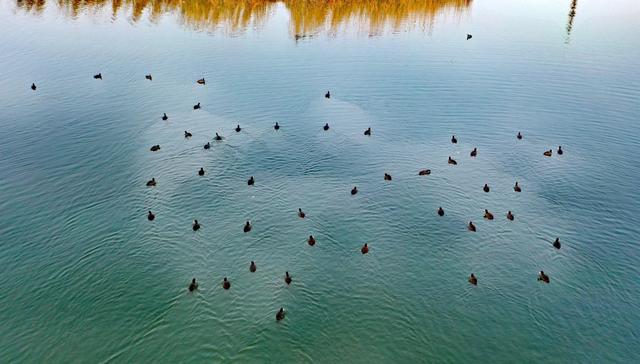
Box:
192 220 200 231
538 271 550 283
188 278 198 292
325 91 330 99
162 113 168 121
438 207 445 216
222 277 231 290
364 127 371 136
31 83 36 90
361 243 369 254
468 221 477 232
250 261 257 272
514 182 521 192
308 235 316 246
470 147 477 157
197 78 205 85
467 34 472 40
469 273 478 285
276 308 285 321
145 74 152 81
94 73 102 79
448 156 457 165
147 211 155 221
323 123 330 131
298 208 306 218
146 178 156 187
193 102 201 110
244 221 252 233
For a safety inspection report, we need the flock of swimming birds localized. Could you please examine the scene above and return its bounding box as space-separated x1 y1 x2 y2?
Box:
30 66 565 321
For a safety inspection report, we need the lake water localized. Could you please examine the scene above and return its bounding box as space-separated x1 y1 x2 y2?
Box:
1 0 639 362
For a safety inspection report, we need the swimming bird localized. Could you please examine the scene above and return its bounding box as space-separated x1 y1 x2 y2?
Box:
384 173 392 181
468 221 476 232
222 277 231 290
557 146 563 155
197 78 205 85
419 169 431 176
308 235 316 246
188 278 198 292
184 131 192 138
323 123 329 131
448 156 457 165
243 221 252 233
150 144 160 152
204 142 211 150
192 220 200 231
250 261 257 272
351 186 358 195
483 184 490 193
94 73 102 79
364 127 371 136
517 132 523 140
31 83 36 91
147 210 155 221
198 168 205 176
468 273 478 285
248 176 255 186
538 271 550 283
484 209 494 220
162 113 168 121
361 243 369 254
298 208 306 218
193 102 201 110
543 150 553 157
438 207 445 216
146 178 156 187
467 34 472 40
274 122 280 130
507 211 515 221
145 74 152 81
514 182 521 192
285 271 292 285
451 135 458 144
470 147 477 157
553 238 561 249
276 308 285 321
215 133 222 141
325 91 331 99
235 124 241 132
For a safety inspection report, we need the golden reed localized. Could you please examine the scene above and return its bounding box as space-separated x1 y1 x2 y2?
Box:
16 0 471 35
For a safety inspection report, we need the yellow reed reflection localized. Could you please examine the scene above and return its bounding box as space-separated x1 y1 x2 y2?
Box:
16 0 472 36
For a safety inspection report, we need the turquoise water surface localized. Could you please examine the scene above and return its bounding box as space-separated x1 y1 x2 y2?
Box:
1 0 639 362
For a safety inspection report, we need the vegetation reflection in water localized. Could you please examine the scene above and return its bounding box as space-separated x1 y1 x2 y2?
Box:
16 0 472 35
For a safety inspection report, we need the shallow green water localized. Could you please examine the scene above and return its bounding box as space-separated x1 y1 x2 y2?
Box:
1 0 639 362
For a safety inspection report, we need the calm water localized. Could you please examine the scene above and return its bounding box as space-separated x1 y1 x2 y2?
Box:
1 0 639 362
